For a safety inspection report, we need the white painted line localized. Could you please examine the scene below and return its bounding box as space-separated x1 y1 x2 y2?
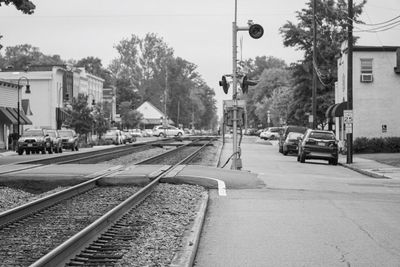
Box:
184 175 227 196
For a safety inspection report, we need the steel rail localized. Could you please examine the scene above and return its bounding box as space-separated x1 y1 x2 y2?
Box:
30 138 215 267
0 165 124 229
17 139 168 165
136 138 204 165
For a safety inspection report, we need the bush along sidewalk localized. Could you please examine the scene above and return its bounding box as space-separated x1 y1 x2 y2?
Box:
353 137 400 153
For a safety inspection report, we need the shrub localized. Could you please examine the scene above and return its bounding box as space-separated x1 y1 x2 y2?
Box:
353 136 400 153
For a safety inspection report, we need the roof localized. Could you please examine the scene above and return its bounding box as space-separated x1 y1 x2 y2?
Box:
342 46 400 54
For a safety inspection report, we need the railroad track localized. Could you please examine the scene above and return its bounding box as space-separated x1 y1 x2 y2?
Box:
0 137 215 266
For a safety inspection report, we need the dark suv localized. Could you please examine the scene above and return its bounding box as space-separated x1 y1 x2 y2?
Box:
17 129 52 155
58 129 79 151
298 129 338 165
278 125 308 153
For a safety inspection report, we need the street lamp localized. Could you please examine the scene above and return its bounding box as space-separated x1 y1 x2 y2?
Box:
17 77 31 137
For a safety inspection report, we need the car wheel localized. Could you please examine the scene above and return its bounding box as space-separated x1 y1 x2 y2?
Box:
159 133 165 138
177 132 182 137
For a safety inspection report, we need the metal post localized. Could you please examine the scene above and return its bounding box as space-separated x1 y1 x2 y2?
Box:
17 88 20 137
346 0 353 164
312 0 317 129
232 4 239 170
17 77 30 137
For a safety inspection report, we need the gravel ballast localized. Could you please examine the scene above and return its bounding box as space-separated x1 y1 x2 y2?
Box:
0 140 220 265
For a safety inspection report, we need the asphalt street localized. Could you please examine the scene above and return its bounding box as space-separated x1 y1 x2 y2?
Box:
194 137 400 266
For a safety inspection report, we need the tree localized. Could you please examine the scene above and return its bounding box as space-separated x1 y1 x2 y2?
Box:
64 94 94 140
92 103 109 140
109 33 217 130
76 57 105 78
0 0 35 14
239 56 290 128
119 101 143 129
279 0 366 127
0 44 64 69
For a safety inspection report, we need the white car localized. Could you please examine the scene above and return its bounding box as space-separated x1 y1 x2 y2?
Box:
103 129 123 145
260 127 281 140
152 125 184 137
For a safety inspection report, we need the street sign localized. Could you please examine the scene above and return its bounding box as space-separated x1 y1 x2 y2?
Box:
345 123 353 134
343 110 353 124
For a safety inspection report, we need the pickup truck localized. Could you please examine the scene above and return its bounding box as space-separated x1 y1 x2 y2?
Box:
17 129 52 155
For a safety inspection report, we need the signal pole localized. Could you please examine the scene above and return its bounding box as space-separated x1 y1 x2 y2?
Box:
230 0 263 170
312 0 317 129
232 0 239 170
346 0 353 164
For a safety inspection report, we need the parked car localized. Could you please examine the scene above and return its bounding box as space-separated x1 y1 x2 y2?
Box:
122 131 136 143
298 129 338 165
103 129 123 145
141 129 153 137
260 127 281 140
152 125 184 137
130 128 143 138
58 129 79 151
282 132 303 155
278 125 308 153
45 129 63 153
16 128 52 155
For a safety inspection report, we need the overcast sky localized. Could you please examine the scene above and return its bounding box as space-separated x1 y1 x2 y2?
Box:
1 0 400 118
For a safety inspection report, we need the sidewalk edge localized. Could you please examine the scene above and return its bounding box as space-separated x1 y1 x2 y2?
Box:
339 162 390 179
170 191 209 267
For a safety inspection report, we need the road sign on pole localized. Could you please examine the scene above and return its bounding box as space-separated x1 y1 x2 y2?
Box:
343 110 353 124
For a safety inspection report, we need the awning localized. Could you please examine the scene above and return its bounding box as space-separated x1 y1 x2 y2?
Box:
5 107 32 125
325 104 336 119
332 101 348 117
0 107 18 124
56 107 70 122
325 102 348 118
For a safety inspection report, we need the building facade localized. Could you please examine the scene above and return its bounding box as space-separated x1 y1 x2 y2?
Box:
330 44 400 142
0 80 32 149
0 65 104 132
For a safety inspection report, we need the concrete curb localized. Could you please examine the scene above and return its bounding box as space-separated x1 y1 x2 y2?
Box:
170 191 209 267
338 162 390 179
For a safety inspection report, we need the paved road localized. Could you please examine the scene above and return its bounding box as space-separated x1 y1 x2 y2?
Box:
194 138 400 266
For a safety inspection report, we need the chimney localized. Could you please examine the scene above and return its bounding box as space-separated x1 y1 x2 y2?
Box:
395 48 400 74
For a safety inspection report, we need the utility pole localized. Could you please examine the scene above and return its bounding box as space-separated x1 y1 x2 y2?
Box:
346 0 353 164
232 0 239 170
312 0 317 129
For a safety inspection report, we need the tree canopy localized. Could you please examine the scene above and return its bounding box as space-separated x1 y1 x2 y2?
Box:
110 33 217 130
279 0 366 127
0 0 35 14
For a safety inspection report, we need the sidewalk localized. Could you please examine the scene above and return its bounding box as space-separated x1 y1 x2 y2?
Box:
339 154 400 179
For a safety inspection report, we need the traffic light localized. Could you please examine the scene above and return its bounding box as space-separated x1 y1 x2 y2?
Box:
219 75 230 94
248 24 264 39
240 75 258 94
